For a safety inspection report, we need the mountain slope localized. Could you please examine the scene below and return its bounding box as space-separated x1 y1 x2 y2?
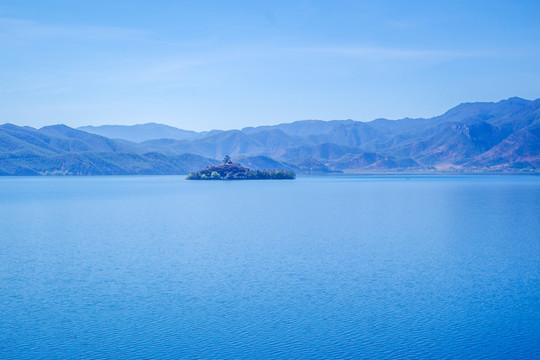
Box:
2 97 539 175
0 124 218 175
131 97 540 171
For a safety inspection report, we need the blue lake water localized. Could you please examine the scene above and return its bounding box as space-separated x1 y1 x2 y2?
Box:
0 175 539 359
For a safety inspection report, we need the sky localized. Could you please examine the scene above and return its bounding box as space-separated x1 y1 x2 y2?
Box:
1 0 539 131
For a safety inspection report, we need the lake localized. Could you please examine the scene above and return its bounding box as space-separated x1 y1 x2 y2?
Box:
0 175 539 359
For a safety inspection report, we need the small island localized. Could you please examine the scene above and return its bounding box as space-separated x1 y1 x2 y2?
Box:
186 156 296 180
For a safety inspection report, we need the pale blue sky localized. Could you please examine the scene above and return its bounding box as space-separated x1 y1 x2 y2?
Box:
1 0 539 130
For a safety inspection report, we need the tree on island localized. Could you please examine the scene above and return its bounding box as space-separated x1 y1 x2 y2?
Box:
223 155 232 165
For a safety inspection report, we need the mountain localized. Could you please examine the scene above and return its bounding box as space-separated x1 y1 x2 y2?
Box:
233 155 298 172
0 124 217 175
0 123 139 156
463 124 540 170
2 97 539 175
133 97 540 171
0 152 217 176
78 123 221 143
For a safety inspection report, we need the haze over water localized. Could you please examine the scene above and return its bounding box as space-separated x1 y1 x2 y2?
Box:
1 175 539 359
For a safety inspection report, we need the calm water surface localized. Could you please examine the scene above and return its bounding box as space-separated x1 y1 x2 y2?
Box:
0 175 539 359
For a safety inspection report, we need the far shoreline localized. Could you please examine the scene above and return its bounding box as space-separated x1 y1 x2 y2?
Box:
0 171 539 178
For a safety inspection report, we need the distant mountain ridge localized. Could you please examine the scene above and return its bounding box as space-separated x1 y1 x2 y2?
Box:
78 123 222 142
1 97 539 175
0 124 216 175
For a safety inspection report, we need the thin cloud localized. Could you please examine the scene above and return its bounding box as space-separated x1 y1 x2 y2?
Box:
287 46 498 60
384 20 420 30
66 44 500 88
0 17 151 43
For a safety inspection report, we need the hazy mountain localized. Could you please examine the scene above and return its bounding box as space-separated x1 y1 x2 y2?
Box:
0 123 138 156
0 124 217 175
464 124 540 170
78 123 221 143
132 97 539 171
280 143 363 161
234 155 299 172
242 120 356 137
2 97 539 175
139 130 265 159
0 151 217 176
